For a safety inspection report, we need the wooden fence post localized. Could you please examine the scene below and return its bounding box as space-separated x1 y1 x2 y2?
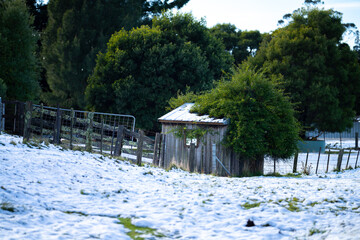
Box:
39 103 44 140
315 147 321 174
70 108 74 150
1 98 4 132
85 112 94 152
13 102 17 133
201 145 205 173
189 142 196 172
356 132 359 149
53 105 62 144
273 159 276 174
110 122 116 155
114 125 124 156
326 151 331 173
0 97 3 133
100 116 104 154
159 134 166 168
18 102 25 135
346 149 352 169
136 130 144 166
355 150 360 168
152 133 161 165
305 150 309 171
293 151 298 173
336 149 344 171
212 143 217 174
23 101 33 141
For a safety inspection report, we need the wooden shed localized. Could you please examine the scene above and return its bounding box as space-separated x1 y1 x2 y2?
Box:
158 103 248 176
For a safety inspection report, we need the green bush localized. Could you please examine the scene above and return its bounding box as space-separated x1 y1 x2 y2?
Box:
192 67 300 160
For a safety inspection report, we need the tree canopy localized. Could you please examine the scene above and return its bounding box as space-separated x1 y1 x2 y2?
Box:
248 6 360 134
42 0 189 109
191 67 300 160
0 0 40 101
86 12 233 130
210 23 264 65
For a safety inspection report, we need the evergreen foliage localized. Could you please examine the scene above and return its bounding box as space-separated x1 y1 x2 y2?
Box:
25 0 48 32
167 86 199 111
0 0 40 101
86 12 232 130
191 67 300 160
248 6 360 134
210 23 264 65
0 78 6 98
42 0 189 109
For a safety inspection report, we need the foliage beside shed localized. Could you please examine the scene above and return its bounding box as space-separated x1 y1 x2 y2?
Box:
192 67 300 161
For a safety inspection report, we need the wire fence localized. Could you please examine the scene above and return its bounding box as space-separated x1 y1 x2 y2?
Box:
264 148 360 176
28 103 137 153
0 99 158 159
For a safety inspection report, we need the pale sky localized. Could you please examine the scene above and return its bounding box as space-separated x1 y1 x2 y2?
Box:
177 0 360 46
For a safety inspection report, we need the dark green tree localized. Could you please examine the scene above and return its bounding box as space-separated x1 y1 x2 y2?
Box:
210 23 263 65
26 0 48 32
0 78 6 98
191 67 300 175
42 0 189 109
0 0 40 101
248 6 360 134
26 0 49 92
86 12 233 130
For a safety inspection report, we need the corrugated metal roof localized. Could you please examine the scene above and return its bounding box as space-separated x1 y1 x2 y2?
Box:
158 103 228 125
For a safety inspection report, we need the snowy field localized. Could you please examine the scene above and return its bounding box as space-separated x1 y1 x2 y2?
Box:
1 133 360 239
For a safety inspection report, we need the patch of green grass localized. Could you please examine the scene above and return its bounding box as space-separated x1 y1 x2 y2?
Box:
274 197 301 212
264 172 283 177
242 202 261 209
202 199 212 204
63 211 89 216
309 228 326 236
10 141 17 146
80 189 89 195
287 201 300 212
324 198 341 204
264 172 302 178
115 189 128 194
117 217 166 240
284 173 302 178
308 201 321 207
1 202 16 212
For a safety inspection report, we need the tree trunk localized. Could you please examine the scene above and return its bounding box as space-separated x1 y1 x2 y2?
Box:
239 155 264 176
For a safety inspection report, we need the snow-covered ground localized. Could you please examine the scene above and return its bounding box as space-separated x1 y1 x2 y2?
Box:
1 133 360 239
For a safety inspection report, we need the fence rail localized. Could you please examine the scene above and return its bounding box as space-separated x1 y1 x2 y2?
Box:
1 98 359 176
265 148 360 175
0 99 167 166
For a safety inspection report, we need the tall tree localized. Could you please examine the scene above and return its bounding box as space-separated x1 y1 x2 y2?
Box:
26 0 49 92
0 0 40 101
248 6 360 134
42 0 189 109
25 0 48 32
210 23 263 65
86 12 232 130
191 67 300 175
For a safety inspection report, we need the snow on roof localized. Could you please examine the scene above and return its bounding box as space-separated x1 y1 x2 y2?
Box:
158 103 228 125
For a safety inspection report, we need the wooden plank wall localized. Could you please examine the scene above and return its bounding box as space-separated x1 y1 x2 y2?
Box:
161 123 238 176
